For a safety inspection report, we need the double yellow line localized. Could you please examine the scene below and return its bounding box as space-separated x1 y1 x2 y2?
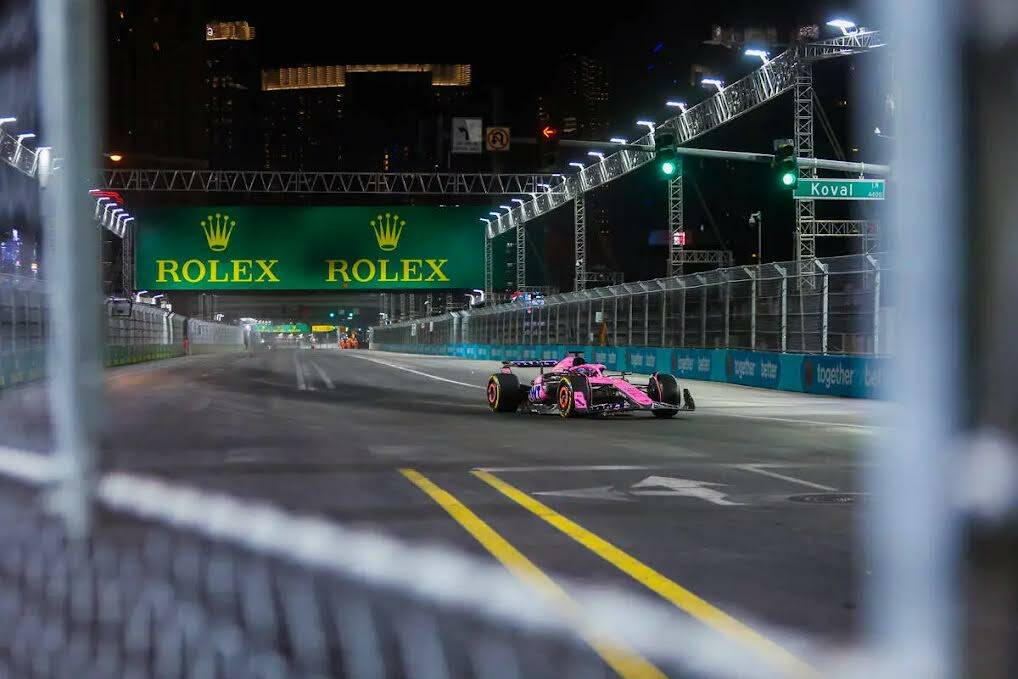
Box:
401 468 817 679
400 469 667 679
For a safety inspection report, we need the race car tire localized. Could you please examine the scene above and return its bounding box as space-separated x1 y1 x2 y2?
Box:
557 374 591 418
648 373 680 418
487 373 522 413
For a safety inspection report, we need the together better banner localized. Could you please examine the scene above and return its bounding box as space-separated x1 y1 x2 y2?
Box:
135 206 487 290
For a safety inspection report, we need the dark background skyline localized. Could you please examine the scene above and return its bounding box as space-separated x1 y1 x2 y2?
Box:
100 0 883 323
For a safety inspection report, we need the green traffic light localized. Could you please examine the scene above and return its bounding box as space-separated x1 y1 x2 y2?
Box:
329 312 335 318
781 171 796 186
661 161 676 176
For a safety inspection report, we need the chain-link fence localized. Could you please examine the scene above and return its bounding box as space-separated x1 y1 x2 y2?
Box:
372 253 892 356
0 451 812 679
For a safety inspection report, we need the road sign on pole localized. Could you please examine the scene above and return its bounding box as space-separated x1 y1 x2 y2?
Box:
794 178 886 200
452 117 483 154
485 127 510 152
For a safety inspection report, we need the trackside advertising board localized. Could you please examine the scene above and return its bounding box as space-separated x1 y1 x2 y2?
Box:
136 206 486 290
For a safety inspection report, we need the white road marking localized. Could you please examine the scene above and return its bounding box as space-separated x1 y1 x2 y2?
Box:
307 361 335 389
711 411 879 431
294 352 307 391
734 464 840 492
630 475 743 506
533 486 635 502
350 354 481 389
475 464 667 473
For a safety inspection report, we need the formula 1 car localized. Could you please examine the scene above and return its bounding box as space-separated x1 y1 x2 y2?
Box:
486 351 695 418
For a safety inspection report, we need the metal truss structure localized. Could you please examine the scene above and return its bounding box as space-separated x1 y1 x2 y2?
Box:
515 218 526 289
673 249 733 266
0 127 43 178
667 166 684 277
487 30 884 240
96 169 563 195
794 65 818 275
573 193 586 291
483 236 493 297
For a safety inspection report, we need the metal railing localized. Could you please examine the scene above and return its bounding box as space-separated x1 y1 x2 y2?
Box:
372 253 892 356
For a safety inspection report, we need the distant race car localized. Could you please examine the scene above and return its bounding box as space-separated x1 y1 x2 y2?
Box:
486 351 695 418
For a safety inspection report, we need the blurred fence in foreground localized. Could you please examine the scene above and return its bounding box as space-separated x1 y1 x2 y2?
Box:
0 449 807 679
372 254 892 357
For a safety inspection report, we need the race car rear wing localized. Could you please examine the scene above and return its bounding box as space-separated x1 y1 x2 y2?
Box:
502 360 559 368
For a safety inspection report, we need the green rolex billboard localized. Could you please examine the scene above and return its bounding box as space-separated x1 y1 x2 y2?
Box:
135 206 487 290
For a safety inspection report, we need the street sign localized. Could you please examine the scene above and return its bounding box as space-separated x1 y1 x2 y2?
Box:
794 178 886 201
452 117 482 154
311 324 335 332
485 126 510 152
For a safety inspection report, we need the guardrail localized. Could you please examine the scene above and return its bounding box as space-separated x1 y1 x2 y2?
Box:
0 274 243 386
372 253 892 357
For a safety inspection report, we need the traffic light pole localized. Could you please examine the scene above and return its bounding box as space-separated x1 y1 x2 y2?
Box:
667 163 684 277
574 193 586 291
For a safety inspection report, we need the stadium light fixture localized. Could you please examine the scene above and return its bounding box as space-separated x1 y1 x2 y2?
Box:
569 162 585 170
826 18 857 35
636 120 656 133
511 198 525 205
587 151 605 161
744 49 770 63
702 78 724 92
610 137 627 144
665 101 687 112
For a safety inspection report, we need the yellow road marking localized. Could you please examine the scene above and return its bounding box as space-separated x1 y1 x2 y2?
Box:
472 469 818 678
399 468 667 679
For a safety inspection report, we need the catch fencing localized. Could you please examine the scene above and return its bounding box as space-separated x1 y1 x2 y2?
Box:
372 254 892 356
0 272 243 384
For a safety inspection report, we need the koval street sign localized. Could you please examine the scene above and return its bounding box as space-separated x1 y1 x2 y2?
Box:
794 178 886 200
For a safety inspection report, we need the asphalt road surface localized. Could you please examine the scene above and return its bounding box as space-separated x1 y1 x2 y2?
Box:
0 347 884 664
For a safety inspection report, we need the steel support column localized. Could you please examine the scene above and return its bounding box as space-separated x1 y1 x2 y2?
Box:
775 264 788 352
667 164 684 277
515 223 525 291
794 64 817 278
483 232 493 298
574 193 586 291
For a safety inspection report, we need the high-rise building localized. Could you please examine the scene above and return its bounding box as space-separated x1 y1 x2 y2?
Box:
258 63 472 171
205 20 259 168
555 55 609 138
106 0 209 164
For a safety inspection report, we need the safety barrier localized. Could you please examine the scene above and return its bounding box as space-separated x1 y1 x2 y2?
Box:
369 342 888 399
0 274 244 386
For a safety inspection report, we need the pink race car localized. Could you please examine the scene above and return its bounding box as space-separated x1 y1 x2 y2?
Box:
486 351 695 418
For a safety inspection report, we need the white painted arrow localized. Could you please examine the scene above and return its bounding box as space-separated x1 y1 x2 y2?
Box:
533 486 635 502
630 475 743 506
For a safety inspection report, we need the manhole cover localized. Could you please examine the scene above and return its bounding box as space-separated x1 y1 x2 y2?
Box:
788 493 861 505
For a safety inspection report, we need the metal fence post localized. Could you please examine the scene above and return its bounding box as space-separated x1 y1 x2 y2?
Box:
627 295 634 346
680 286 686 348
745 267 757 351
557 303 566 346
723 274 731 348
660 289 667 347
613 296 618 345
867 254 881 355
587 299 593 344
643 293 649 347
39 0 104 538
817 259 829 354
775 264 788 352
698 277 707 347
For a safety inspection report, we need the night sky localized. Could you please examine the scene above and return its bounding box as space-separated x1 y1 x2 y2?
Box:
200 0 880 291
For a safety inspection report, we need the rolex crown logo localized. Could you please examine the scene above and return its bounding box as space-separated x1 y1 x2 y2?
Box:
371 212 405 252
201 213 235 252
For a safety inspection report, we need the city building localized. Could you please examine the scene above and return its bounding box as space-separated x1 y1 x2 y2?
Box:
205 20 259 168
106 0 209 165
259 63 472 171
